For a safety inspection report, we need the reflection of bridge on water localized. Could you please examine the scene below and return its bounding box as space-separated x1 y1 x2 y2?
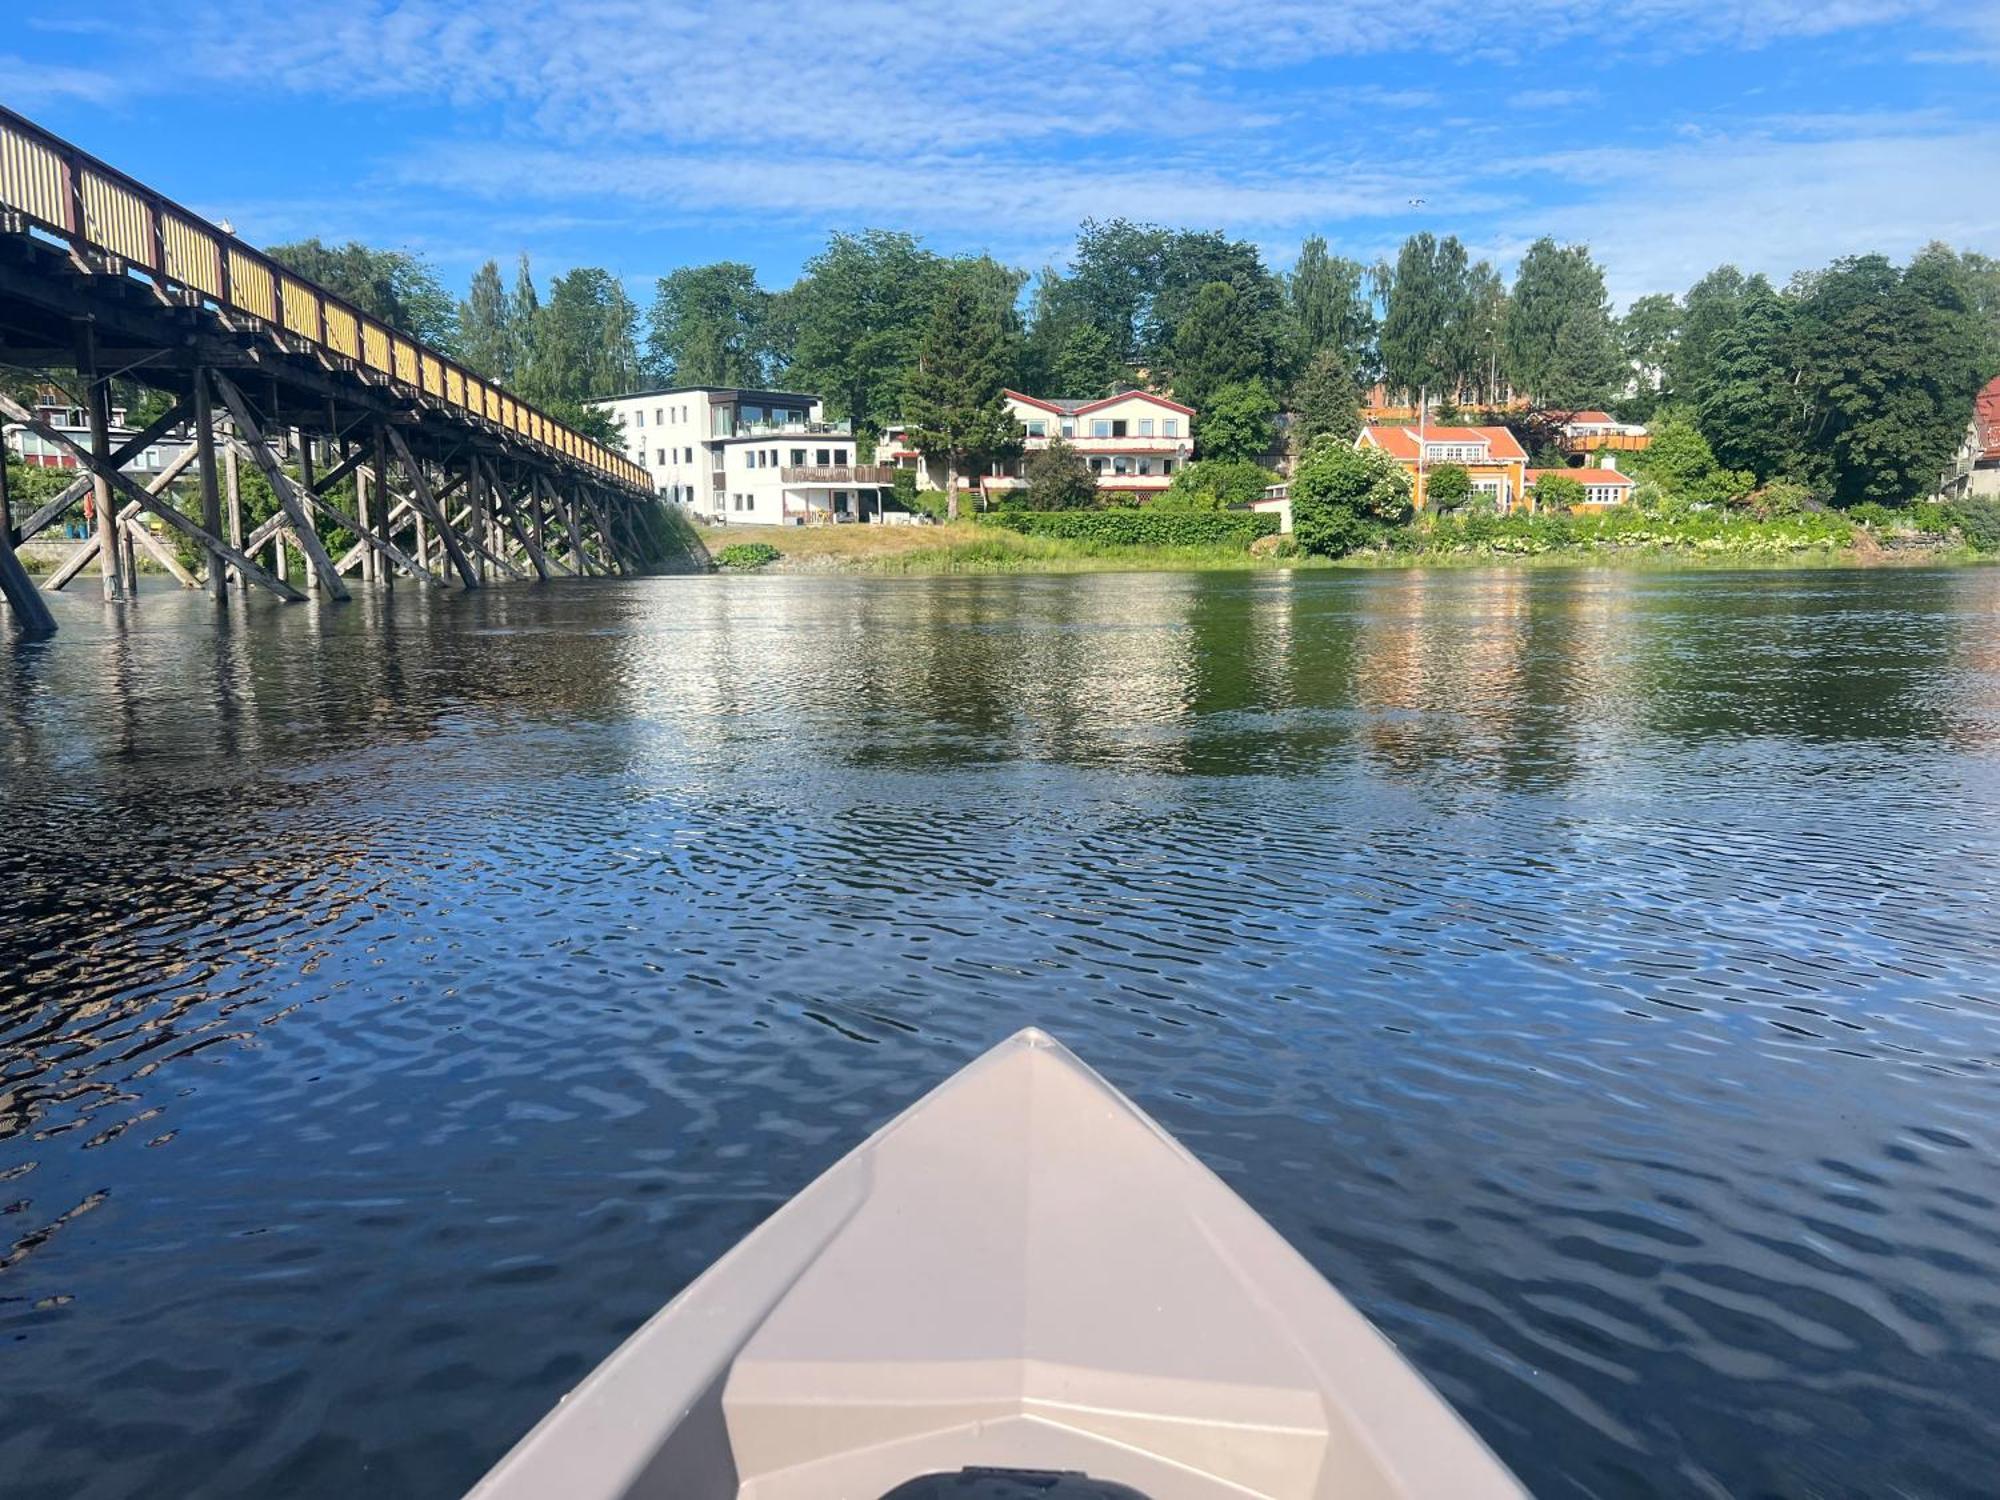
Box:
0 105 678 640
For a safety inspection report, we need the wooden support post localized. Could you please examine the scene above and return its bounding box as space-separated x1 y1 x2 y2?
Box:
0 429 57 637
210 375 350 602
79 329 122 602
482 460 551 581
296 430 318 594
193 372 226 602
0 393 304 603
224 423 243 583
41 448 197 591
355 445 375 585
467 458 487 584
384 428 479 590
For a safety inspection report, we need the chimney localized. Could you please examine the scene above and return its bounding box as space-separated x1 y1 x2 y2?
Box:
1601 452 1618 472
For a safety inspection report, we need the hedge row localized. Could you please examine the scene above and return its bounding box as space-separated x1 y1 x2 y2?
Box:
1411 506 1857 556
985 510 1279 547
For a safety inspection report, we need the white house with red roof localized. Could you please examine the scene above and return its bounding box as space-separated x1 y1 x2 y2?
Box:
1936 375 2000 502
1357 422 1530 511
879 389 1195 502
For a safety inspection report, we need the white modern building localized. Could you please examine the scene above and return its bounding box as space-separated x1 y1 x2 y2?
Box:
589 386 899 524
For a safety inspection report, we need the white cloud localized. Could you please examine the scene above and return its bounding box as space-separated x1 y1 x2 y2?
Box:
1520 125 2000 302
1508 88 1600 111
0 56 121 106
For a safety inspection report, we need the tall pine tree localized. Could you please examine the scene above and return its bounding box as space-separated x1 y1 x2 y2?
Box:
905 280 1021 521
457 259 513 384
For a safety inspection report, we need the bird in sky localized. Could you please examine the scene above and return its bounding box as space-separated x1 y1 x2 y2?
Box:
1407 197 1426 207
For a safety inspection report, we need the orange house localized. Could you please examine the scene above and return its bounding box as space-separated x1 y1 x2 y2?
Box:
1357 423 1530 511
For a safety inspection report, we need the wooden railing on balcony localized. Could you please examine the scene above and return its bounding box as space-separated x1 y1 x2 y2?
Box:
0 104 649 495
780 464 897 485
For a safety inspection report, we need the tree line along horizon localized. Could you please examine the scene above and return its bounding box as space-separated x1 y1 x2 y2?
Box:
258 222 2000 514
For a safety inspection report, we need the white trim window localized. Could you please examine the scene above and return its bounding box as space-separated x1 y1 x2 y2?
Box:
1163 418 1178 437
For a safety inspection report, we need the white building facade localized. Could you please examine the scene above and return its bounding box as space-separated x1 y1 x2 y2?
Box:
879 389 1195 502
590 386 899 524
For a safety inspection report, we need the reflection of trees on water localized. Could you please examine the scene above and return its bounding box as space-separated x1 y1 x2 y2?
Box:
1624 570 1997 749
0 584 640 1165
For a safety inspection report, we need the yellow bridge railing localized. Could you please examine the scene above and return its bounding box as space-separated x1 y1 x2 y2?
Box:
0 105 650 495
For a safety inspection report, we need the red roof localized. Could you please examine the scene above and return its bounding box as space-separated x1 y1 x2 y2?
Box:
1565 411 1617 426
1975 375 2000 462
1360 424 1527 462
1529 466 1631 486
1004 388 1198 417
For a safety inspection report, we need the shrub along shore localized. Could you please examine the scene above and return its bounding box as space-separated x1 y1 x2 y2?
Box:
695 499 1997 576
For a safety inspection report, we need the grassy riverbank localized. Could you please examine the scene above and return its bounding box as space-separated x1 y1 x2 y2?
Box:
698 516 1987 575
699 522 1285 574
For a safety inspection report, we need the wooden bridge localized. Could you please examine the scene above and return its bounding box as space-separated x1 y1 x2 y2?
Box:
0 106 676 639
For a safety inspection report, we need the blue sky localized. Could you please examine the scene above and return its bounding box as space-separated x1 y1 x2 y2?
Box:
11 1 2000 308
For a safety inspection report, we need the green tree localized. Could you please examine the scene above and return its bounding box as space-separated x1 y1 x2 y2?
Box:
1531 472 1587 511
1149 230 1282 369
1173 282 1268 413
1021 437 1098 510
457 259 514 384
1379 233 1481 401
1195 379 1277 462
904 280 1022 521
1631 410 1753 507
1620 292 1680 394
1693 281 1800 481
1160 457 1275 510
1542 304 1624 411
266 237 459 351
1425 462 1472 513
1792 250 1988 506
1503 238 1618 408
646 262 771 387
1286 236 1377 380
1289 346 1362 452
510 254 542 394
1666 265 1748 401
519 267 643 405
1290 438 1412 557
1068 218 1169 364
779 230 952 435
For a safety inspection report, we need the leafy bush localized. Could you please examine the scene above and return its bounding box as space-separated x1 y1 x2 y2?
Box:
715 541 781 569
1425 462 1472 513
1952 497 2000 551
1632 411 1754 508
1412 505 1855 557
1290 439 1412 557
1022 437 1098 510
986 510 1277 547
1531 473 1587 512
1908 501 1956 536
1100 490 1144 509
1846 500 1898 529
1159 457 1277 511
1755 478 1814 517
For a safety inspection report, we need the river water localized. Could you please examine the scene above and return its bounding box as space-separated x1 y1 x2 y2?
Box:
2 567 1998 1499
